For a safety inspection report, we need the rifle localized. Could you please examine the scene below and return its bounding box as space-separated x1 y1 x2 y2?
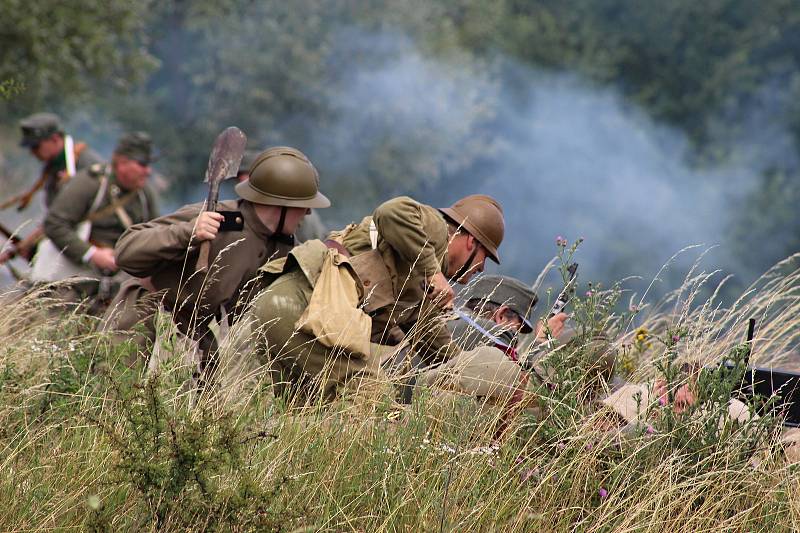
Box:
0 172 49 212
717 318 800 428
2 135 79 212
548 262 578 318
0 225 42 266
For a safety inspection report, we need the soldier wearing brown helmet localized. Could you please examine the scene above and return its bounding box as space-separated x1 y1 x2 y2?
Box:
244 193 505 402
105 146 330 370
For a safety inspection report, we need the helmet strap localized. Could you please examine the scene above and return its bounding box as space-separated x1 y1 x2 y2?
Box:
453 247 479 284
270 206 295 246
275 206 288 235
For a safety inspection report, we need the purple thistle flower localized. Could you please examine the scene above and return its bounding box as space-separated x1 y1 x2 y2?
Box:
645 425 655 435
658 396 667 406
598 487 608 499
585 290 594 297
672 335 680 343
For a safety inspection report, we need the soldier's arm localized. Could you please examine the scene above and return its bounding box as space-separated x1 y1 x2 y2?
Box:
114 203 203 277
373 196 442 279
43 172 100 264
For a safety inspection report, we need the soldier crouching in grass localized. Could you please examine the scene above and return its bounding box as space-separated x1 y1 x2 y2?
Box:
38 132 159 315
105 147 330 379
243 194 505 405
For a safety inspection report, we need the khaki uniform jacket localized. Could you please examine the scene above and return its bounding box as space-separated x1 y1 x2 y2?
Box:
339 196 459 364
114 199 293 336
44 164 158 264
41 144 103 208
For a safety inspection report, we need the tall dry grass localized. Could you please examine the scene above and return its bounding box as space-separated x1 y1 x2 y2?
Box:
0 250 799 531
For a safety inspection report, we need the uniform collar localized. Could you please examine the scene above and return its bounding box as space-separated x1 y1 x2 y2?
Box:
239 200 273 240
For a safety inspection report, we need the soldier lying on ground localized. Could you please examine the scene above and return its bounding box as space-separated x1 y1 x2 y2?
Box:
245 194 505 403
412 274 620 440
105 146 330 377
0 112 103 263
39 132 159 314
416 274 568 404
595 361 800 463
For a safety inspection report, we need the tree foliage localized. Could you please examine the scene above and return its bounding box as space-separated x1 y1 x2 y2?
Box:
0 0 155 110
3 0 800 285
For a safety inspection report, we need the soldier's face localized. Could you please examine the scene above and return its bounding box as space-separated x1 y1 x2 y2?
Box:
654 379 697 414
30 134 64 162
446 233 488 284
492 305 524 332
252 204 310 235
281 207 311 234
114 155 150 190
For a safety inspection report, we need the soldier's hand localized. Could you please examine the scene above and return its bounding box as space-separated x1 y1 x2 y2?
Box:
536 312 569 341
0 248 15 265
15 241 34 261
90 247 117 271
193 211 224 242
425 271 455 309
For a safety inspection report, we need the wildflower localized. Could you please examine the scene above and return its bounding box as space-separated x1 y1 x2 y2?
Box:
585 290 594 297
87 495 101 510
598 487 608 499
658 396 667 407
556 442 566 451
635 327 652 350
645 425 655 435
629 304 640 313
520 468 539 483
672 335 680 343
585 441 593 451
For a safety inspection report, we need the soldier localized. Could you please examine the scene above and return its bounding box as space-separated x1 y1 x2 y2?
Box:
107 146 330 372
596 361 800 464
246 194 505 402
417 275 568 404
40 132 159 312
0 112 102 263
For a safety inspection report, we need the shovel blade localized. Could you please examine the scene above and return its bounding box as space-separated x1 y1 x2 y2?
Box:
203 127 247 184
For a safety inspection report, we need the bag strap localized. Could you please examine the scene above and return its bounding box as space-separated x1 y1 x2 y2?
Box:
84 174 139 225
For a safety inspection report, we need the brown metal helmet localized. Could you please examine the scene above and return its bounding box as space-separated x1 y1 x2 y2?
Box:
234 146 330 208
439 194 504 263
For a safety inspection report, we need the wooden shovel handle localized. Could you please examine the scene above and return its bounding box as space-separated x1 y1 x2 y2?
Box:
196 240 211 273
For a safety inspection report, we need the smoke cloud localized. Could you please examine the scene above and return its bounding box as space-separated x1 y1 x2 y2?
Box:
279 31 798 301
